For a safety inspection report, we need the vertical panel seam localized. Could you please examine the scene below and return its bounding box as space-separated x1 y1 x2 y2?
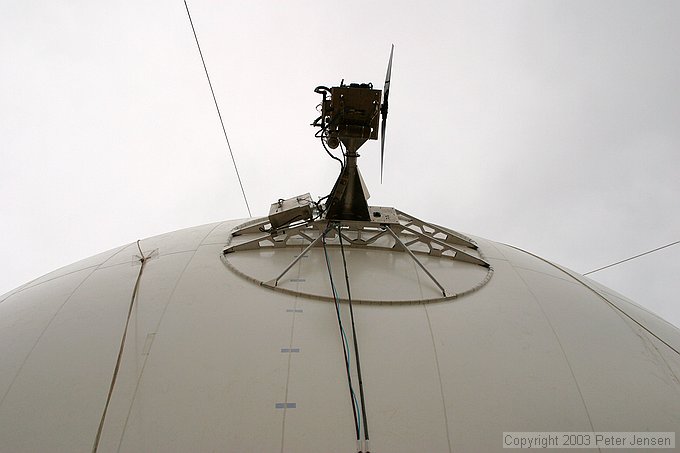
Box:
115 221 227 452
511 266 598 437
414 261 453 453
0 242 134 411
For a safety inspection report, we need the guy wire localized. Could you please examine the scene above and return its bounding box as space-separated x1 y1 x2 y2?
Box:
183 0 252 217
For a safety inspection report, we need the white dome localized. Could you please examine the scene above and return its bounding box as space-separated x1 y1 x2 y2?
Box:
1 216 679 452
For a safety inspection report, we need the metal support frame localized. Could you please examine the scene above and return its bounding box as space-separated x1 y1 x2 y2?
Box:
395 210 477 249
394 224 487 266
225 222 322 253
225 210 489 266
385 226 447 297
267 226 331 287
224 209 489 298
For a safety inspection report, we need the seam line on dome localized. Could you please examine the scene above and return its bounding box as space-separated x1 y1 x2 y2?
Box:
419 263 453 453
115 221 226 450
510 266 598 435
92 241 149 452
0 241 133 413
504 243 680 359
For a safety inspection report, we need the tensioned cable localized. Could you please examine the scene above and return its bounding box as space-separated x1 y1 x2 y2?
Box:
183 0 252 217
583 240 680 275
337 226 370 452
504 242 680 358
321 228 362 448
92 241 148 452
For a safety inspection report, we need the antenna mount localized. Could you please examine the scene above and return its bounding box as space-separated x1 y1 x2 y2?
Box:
311 47 394 221
312 82 381 221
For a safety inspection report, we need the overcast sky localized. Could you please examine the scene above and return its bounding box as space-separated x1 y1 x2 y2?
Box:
1 0 678 326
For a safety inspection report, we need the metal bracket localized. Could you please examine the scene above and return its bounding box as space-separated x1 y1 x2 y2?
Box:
225 210 487 264
385 226 447 297
224 209 489 294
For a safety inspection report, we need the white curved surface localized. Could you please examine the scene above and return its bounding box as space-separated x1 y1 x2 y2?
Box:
0 219 679 452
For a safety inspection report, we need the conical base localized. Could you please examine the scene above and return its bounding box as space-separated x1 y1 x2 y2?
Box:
325 161 370 221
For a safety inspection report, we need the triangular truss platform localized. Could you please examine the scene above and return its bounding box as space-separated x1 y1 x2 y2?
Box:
224 209 490 297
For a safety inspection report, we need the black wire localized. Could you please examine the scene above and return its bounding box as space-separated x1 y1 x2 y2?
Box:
338 226 370 447
312 195 331 220
322 228 361 443
583 240 680 275
317 125 344 170
312 87 345 171
321 136 344 170
183 0 252 217
311 199 325 220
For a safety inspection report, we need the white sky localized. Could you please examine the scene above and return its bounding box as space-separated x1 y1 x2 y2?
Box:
1 1 679 326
